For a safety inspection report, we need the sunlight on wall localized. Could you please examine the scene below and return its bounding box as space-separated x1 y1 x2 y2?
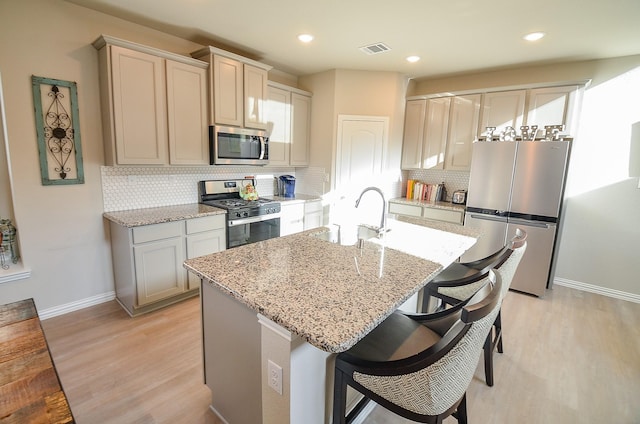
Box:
565 66 640 197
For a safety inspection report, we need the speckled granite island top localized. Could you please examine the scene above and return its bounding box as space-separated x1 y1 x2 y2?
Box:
184 217 478 353
103 203 225 227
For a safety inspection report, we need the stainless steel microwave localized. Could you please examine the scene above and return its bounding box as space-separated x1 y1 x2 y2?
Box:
209 125 269 166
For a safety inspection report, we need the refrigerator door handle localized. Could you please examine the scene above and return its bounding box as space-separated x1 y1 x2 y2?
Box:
508 217 553 229
468 213 508 223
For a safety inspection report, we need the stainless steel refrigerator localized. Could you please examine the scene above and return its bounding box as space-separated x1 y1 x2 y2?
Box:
461 140 571 296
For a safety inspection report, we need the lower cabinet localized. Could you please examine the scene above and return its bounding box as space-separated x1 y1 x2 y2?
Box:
110 214 226 316
388 200 463 225
280 202 305 236
304 200 323 230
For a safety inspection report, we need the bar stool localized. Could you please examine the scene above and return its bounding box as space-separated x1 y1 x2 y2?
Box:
333 271 503 424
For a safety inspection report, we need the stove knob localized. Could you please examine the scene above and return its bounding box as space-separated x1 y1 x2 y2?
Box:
243 211 249 217
235 212 241 218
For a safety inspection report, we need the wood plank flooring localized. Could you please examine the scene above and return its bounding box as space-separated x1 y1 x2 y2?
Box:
41 286 640 423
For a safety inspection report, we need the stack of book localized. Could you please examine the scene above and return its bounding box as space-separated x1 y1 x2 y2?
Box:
405 180 445 202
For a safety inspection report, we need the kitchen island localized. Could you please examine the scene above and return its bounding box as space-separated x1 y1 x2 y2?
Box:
184 217 478 424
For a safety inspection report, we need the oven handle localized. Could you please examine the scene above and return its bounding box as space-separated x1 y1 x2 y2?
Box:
227 213 281 227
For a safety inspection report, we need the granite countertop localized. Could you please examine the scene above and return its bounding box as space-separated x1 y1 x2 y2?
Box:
103 203 226 227
390 197 466 212
270 194 322 203
184 217 478 353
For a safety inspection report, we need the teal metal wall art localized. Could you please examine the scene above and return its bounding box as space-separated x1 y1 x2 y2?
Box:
31 76 84 185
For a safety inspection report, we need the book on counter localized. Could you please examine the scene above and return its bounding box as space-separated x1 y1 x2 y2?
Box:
405 180 445 202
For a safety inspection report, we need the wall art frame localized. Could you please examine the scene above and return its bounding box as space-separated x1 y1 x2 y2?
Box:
31 75 84 185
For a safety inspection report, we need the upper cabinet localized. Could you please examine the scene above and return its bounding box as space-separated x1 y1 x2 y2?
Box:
402 84 583 171
265 81 312 167
525 85 580 136
478 90 526 137
191 47 272 130
401 98 449 170
444 94 480 171
94 35 208 166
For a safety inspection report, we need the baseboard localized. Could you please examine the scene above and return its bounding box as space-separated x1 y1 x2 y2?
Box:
553 277 640 304
39 291 116 320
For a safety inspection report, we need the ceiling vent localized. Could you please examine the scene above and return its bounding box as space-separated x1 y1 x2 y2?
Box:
359 43 391 55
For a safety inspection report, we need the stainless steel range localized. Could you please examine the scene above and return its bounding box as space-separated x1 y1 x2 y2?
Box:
199 179 281 249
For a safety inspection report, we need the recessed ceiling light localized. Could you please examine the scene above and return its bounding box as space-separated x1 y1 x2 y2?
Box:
298 34 314 43
406 56 421 63
523 32 545 41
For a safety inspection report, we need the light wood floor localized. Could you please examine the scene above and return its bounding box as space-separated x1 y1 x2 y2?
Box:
41 286 640 424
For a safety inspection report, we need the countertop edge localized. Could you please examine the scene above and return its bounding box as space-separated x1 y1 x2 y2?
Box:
389 197 466 212
103 204 226 227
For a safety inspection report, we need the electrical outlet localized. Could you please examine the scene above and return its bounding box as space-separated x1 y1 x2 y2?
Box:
267 359 282 395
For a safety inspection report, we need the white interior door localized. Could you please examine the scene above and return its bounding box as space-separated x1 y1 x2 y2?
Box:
333 115 388 229
335 115 387 194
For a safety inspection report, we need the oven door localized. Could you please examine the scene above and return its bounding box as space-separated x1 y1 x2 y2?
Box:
227 214 281 248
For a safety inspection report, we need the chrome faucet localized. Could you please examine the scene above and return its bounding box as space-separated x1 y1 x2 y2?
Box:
355 187 387 236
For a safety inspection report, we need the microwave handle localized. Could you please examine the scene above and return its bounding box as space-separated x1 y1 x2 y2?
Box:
259 137 266 160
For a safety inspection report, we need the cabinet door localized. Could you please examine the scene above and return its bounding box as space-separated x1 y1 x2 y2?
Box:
478 90 526 137
525 85 580 135
423 97 450 169
133 237 185 306
213 55 243 127
244 64 268 129
445 94 481 171
290 93 311 166
401 99 426 169
186 229 226 290
166 60 208 165
265 85 291 166
304 200 323 230
280 203 305 236
110 45 167 164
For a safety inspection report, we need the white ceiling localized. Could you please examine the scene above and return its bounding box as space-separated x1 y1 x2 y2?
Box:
67 0 640 80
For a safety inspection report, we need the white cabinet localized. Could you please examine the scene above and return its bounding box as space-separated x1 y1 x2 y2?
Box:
185 215 226 290
401 96 465 170
400 99 426 169
525 85 581 135
280 202 305 236
304 200 323 230
290 92 312 166
109 214 226 316
265 82 312 167
133 226 185 306
192 47 272 129
212 55 243 127
244 64 269 129
478 90 526 137
445 94 481 171
166 60 208 165
94 36 209 166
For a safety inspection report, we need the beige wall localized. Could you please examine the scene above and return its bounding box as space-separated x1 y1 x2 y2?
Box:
410 56 640 298
300 69 408 194
0 0 202 310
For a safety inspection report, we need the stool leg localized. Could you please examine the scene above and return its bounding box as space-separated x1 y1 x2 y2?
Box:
457 393 468 424
483 333 494 387
332 368 348 424
495 310 504 354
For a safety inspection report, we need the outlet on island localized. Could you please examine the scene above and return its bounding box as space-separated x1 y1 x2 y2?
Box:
267 359 283 395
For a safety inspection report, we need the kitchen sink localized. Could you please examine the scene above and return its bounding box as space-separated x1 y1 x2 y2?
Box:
310 224 385 246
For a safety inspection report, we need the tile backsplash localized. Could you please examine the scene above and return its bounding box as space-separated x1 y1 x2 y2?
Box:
100 166 465 212
101 166 327 212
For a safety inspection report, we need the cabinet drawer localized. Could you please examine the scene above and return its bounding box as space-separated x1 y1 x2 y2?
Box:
186 214 226 234
133 221 183 244
304 200 322 213
388 202 422 217
422 207 463 224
